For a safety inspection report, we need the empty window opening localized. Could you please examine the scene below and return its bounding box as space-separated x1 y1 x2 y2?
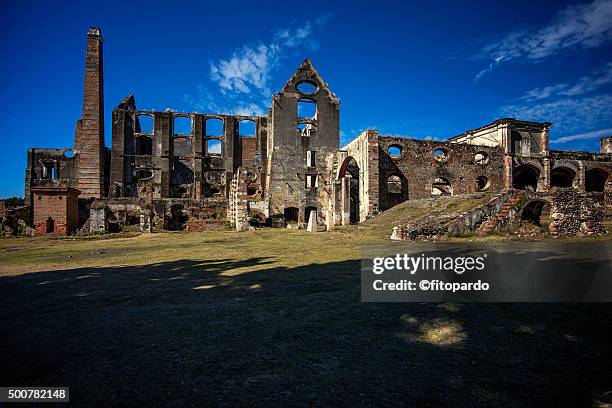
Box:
42 162 56 179
433 148 449 162
513 164 539 191
239 120 256 137
304 206 318 224
585 168 609 192
307 150 316 167
551 167 576 188
298 99 316 119
474 152 489 165
246 184 258 196
207 139 222 156
296 81 318 94
206 118 224 137
136 136 153 155
387 175 403 194
298 123 316 137
126 214 139 226
137 115 153 134
475 176 490 191
167 204 189 231
521 200 548 225
511 131 523 155
134 168 154 180
388 146 402 158
432 177 452 196
174 116 192 135
305 174 318 188
284 207 299 223
46 217 55 233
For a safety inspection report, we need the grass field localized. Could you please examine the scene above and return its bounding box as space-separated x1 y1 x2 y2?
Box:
1 197 611 406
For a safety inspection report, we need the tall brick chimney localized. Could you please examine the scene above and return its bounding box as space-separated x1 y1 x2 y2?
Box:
74 27 105 198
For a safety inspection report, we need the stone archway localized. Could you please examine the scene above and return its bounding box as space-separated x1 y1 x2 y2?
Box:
551 166 576 188
585 168 609 192
337 156 360 224
513 164 540 190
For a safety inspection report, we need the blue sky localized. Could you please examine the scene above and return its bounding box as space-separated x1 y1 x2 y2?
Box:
1 0 612 197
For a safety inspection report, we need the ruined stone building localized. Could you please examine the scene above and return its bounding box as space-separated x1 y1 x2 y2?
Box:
22 28 612 236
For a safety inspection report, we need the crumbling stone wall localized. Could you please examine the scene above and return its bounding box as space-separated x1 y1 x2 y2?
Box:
378 136 504 203
549 188 606 237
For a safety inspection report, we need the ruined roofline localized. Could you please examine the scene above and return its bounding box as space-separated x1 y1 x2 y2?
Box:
278 59 340 105
448 118 553 141
550 149 612 157
126 108 267 121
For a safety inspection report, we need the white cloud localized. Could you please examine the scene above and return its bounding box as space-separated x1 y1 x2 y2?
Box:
520 62 612 101
499 94 612 133
209 15 330 96
475 0 612 80
183 85 266 116
185 15 330 115
551 127 612 143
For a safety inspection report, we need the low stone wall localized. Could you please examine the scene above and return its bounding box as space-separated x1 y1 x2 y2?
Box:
447 191 513 236
549 188 606 237
391 193 508 240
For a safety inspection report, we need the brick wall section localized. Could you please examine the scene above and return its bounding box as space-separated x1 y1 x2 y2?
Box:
241 137 257 161
74 27 105 198
31 187 80 235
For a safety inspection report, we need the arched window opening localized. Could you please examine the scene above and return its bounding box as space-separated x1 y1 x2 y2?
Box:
432 177 452 196
206 118 224 137
550 167 576 188
137 115 153 134
433 148 449 163
388 146 402 158
134 168 154 180
207 139 222 156
298 99 316 119
239 120 256 137
387 175 403 194
585 168 609 192
474 152 489 165
296 81 318 94
174 116 192 135
475 176 490 191
513 164 539 190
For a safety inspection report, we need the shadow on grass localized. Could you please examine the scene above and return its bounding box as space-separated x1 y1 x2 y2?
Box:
0 253 611 407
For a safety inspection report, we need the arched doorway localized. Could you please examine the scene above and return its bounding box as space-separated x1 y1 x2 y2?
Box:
383 173 408 210
585 168 609 192
304 206 317 224
551 166 576 188
520 200 549 225
283 207 299 224
167 204 189 231
338 157 360 224
46 217 55 233
513 164 540 190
